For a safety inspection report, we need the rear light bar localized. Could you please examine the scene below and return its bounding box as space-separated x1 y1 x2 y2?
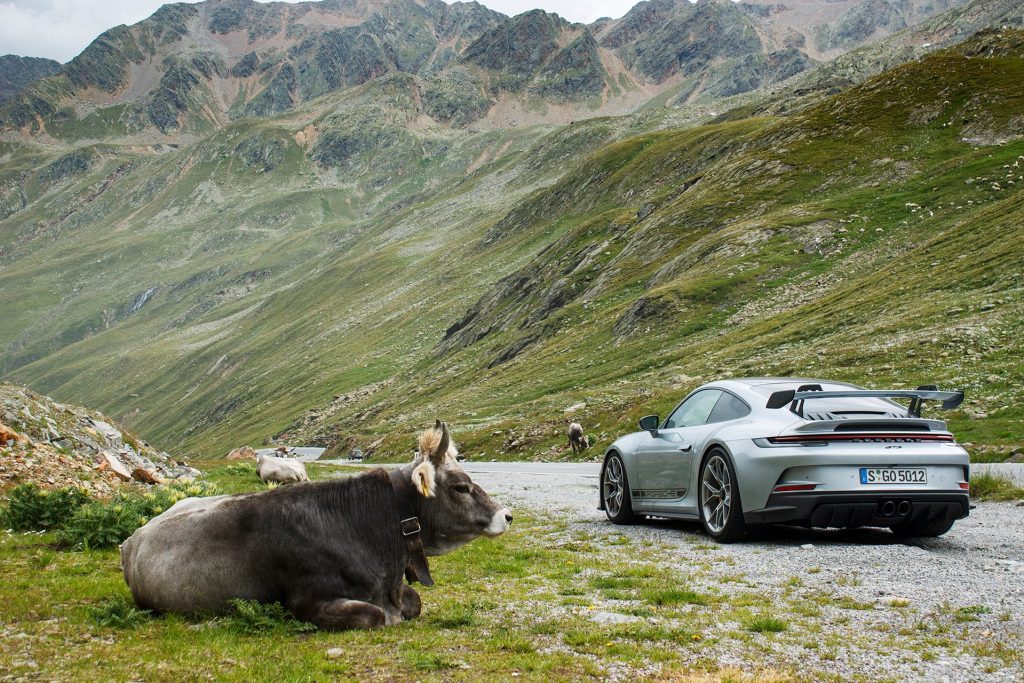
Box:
761 433 955 446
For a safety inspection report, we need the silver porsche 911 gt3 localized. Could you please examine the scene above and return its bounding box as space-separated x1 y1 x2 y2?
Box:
599 378 970 542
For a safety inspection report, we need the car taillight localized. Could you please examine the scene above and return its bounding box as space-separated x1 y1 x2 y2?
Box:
756 433 955 447
959 481 970 490
772 483 818 493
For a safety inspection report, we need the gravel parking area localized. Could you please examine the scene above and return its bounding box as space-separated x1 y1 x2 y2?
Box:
471 469 1024 682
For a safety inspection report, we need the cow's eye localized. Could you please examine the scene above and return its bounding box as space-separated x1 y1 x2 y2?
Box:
453 483 471 494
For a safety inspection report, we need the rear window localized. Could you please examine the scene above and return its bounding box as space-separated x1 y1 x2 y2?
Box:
707 392 750 423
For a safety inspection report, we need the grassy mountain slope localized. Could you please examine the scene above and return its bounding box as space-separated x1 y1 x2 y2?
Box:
266 28 1024 461
4 29 1022 463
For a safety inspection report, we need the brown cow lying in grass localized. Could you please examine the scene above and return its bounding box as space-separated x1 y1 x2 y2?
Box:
121 421 511 629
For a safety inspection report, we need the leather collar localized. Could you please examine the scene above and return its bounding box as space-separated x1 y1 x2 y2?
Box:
388 467 434 587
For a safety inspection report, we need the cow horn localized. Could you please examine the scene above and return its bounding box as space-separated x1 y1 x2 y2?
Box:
432 422 450 462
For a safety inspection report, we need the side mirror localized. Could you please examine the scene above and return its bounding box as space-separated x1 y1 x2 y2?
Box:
639 415 660 433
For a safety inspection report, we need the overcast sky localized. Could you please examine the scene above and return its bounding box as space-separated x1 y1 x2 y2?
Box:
0 0 640 63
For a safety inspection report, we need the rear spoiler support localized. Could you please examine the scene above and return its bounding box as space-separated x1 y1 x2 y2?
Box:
766 385 965 418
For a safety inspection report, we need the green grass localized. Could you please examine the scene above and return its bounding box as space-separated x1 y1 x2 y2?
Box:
970 472 1024 502
745 616 788 633
2 460 1020 679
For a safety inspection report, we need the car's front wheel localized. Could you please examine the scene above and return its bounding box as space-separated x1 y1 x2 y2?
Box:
602 454 636 524
699 449 747 542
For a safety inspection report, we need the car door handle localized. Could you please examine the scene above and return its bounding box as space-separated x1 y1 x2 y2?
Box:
678 444 692 452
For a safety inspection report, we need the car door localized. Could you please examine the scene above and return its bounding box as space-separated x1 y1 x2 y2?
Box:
634 389 723 509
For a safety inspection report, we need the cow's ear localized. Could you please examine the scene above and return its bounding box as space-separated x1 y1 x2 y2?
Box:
412 461 436 498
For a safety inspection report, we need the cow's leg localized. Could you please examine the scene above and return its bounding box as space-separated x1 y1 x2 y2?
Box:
306 598 386 630
399 585 421 620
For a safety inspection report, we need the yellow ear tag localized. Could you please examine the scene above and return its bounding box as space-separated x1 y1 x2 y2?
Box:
412 461 436 498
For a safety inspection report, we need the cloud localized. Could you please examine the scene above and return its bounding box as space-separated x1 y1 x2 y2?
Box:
0 0 178 62
471 0 635 23
0 0 642 63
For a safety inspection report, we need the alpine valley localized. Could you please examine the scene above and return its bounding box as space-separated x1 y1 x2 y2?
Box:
1 0 1022 461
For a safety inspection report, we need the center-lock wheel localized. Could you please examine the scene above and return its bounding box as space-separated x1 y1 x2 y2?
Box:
602 454 636 524
698 449 747 542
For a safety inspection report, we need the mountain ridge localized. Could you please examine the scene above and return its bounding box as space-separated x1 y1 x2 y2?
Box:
1 0 971 138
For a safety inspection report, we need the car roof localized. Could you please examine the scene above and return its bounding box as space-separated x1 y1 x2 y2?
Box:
721 377 860 388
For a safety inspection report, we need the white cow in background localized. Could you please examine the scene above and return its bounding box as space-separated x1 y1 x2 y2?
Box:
256 453 309 484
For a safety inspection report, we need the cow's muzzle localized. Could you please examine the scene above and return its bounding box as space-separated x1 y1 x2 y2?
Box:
484 508 513 537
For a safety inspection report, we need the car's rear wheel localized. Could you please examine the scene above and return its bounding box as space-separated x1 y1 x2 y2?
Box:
602 454 636 524
889 516 956 539
699 449 747 542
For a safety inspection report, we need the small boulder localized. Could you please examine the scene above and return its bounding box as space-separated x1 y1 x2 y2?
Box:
226 446 257 460
98 451 132 481
0 422 29 445
131 468 162 485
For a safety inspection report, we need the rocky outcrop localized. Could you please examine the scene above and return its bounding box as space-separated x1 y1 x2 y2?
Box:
602 0 763 83
461 10 568 91
0 55 61 105
0 383 195 497
226 446 256 460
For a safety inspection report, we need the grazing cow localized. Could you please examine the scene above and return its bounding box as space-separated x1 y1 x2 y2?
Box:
256 453 308 484
120 421 512 630
568 422 589 454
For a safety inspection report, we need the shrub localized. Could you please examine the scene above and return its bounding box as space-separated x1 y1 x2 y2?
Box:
223 599 315 635
56 480 223 550
57 499 149 549
89 594 152 629
1 484 90 531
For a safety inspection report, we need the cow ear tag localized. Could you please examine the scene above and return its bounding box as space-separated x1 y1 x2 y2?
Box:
412 461 436 498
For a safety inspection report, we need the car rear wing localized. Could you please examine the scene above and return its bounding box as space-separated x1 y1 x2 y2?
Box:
766 384 964 418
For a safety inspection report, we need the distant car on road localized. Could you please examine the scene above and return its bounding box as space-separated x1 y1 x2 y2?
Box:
599 378 969 542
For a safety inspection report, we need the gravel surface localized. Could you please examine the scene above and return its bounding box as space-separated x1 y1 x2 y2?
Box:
469 469 1024 682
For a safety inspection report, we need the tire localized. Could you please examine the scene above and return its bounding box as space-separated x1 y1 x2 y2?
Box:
698 449 747 543
890 516 956 539
602 454 636 524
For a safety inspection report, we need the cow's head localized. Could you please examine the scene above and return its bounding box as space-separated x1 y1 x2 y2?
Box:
408 420 511 556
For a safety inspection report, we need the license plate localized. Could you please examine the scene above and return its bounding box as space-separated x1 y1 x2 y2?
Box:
860 467 927 485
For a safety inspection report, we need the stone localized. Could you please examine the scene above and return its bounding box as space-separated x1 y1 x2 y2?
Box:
131 468 162 485
589 610 641 625
326 648 344 659
0 422 28 445
226 446 257 460
90 420 123 444
99 452 133 481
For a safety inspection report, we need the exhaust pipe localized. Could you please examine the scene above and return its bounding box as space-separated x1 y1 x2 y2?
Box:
880 501 896 516
897 500 911 516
